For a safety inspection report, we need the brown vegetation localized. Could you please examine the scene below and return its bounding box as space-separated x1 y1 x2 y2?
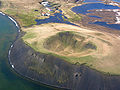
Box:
22 23 120 74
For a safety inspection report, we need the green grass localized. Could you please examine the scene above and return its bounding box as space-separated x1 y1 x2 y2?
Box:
61 55 95 65
61 6 82 22
5 9 17 15
5 9 38 27
17 13 37 27
22 32 36 39
62 13 81 22
44 31 92 52
42 51 95 66
22 23 120 75
23 31 96 65
68 14 81 22
23 37 96 66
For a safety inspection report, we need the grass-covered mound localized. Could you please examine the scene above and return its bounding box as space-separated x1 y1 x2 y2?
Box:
22 23 120 75
44 31 96 55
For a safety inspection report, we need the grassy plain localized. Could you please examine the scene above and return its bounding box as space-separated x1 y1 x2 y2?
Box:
22 23 120 75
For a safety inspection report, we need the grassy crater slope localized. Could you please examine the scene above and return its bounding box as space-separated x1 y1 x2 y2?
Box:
44 31 97 55
22 23 120 75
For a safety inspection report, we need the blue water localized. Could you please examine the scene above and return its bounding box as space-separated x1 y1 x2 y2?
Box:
93 21 120 30
72 3 120 30
0 8 78 89
0 14 54 90
88 15 102 18
36 13 77 26
83 0 102 2
112 0 120 2
72 3 120 15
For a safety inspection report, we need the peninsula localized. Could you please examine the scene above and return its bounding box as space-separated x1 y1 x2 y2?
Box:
1 0 120 90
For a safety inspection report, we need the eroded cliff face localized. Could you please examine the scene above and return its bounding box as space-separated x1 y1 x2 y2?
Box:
10 36 120 90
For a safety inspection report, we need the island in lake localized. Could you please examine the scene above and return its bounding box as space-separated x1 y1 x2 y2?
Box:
1 0 120 90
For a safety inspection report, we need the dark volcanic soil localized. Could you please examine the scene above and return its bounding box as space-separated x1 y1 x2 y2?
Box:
10 33 120 90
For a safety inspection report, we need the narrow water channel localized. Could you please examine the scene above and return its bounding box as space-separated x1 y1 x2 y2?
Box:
0 14 53 90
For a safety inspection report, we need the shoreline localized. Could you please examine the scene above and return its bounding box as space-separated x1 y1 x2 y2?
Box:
0 11 69 90
1 5 119 74
10 38 120 90
0 11 21 68
1 9 120 76
1 2 120 89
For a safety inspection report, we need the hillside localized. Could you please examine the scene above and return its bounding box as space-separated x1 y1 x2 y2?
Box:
21 23 120 75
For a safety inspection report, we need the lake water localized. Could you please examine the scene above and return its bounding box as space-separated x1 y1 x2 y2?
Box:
83 0 102 3
0 14 53 90
88 15 102 18
72 3 120 15
112 0 120 2
72 3 120 30
93 21 120 30
36 12 78 26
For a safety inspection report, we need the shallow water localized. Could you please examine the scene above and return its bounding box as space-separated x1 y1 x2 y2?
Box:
72 3 120 15
93 21 120 30
83 0 102 3
88 15 102 18
112 0 120 2
0 14 53 90
36 12 77 26
72 3 120 30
